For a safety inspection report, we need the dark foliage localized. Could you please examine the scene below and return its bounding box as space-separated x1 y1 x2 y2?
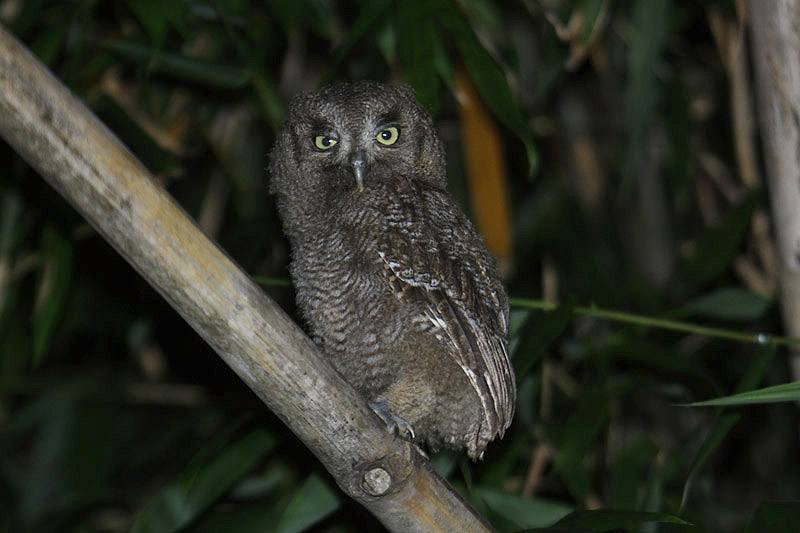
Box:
0 1 798 532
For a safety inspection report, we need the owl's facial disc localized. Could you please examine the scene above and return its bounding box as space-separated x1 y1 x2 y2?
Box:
349 150 366 192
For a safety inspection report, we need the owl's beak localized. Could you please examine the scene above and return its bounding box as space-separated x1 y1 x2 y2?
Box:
350 150 366 192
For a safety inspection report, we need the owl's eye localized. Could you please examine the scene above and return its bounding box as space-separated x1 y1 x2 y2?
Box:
376 126 400 146
314 135 338 150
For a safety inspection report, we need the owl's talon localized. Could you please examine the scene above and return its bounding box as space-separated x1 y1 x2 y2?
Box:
369 400 416 440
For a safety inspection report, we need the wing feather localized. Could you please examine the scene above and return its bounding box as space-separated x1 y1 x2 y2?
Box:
376 186 515 438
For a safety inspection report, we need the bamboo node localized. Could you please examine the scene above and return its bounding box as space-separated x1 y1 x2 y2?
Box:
362 467 391 496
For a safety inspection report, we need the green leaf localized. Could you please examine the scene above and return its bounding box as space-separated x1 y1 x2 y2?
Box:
131 428 275 533
30 22 68 66
322 0 392 84
253 73 288 132
554 509 690 530
436 0 538 172
689 381 800 407
676 195 757 292
555 386 614 501
621 0 670 188
477 428 532 488
276 473 340 533
612 439 659 509
5 384 116 531
9 0 46 36
431 449 459 478
667 79 691 214
576 0 608 41
127 0 188 46
32 227 73 366
396 0 439 113
432 25 456 89
513 303 573 380
474 486 572 529
94 93 179 176
0 193 31 374
456 0 504 34
600 336 706 377
0 191 24 259
734 342 776 394
681 343 774 509
680 412 740 510
520 525 595 533
229 468 291 501
186 504 278 533
102 39 251 88
269 0 337 40
674 287 773 322
745 501 800 533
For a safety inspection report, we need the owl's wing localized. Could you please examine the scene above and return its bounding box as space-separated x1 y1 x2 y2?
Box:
376 189 515 440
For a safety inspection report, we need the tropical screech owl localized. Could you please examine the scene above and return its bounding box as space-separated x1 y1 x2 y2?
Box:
269 81 515 460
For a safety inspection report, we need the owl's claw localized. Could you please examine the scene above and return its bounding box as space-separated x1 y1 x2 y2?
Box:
369 400 415 440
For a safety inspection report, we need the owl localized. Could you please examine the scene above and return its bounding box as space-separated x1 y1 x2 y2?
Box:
269 81 515 460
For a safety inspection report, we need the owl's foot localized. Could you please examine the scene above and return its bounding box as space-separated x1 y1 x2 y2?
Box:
369 400 416 441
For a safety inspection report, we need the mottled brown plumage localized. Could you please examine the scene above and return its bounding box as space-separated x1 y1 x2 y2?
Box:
269 81 515 459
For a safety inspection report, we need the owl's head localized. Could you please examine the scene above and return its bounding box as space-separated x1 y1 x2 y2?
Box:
269 81 446 229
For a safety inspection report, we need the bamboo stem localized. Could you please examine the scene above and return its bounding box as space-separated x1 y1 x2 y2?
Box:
747 0 800 380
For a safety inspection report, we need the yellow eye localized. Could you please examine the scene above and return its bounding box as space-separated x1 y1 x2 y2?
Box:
376 126 399 146
314 135 337 150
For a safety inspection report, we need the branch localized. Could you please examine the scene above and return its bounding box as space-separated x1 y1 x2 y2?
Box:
747 0 800 379
0 23 493 533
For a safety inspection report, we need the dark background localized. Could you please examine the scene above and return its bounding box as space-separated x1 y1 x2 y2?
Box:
0 1 798 532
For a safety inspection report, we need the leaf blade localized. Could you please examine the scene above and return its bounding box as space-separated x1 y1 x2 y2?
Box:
276 473 340 533
688 380 800 407
436 0 538 172
131 428 275 533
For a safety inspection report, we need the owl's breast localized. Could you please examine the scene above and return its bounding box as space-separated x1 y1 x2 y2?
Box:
291 208 392 318
292 182 450 339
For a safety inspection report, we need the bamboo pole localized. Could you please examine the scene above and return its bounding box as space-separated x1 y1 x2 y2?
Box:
0 23 493 533
747 0 800 380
